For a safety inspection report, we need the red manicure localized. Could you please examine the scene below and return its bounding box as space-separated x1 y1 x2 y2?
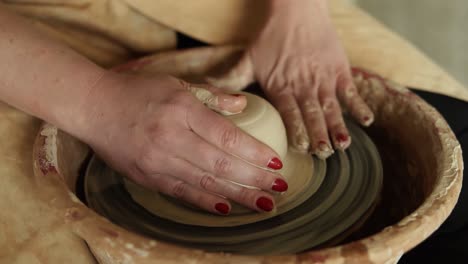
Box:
215 203 230 215
363 116 370 122
256 197 274 212
267 157 283 170
232 94 243 97
272 178 288 192
336 133 349 143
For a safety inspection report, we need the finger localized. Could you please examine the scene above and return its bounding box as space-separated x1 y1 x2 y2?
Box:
166 157 276 212
319 80 351 151
169 130 288 193
299 95 333 158
205 53 255 91
144 173 232 215
187 103 284 171
293 71 332 158
337 71 374 126
180 81 247 115
267 91 310 152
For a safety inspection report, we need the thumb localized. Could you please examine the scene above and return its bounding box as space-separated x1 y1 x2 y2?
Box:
206 53 255 91
181 81 247 116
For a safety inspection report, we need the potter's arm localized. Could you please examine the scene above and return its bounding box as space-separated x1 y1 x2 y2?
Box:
0 8 104 137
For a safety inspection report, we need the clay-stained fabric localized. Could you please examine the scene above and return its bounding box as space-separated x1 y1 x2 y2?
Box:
28 18 132 67
0 103 96 264
1 0 177 67
119 0 468 102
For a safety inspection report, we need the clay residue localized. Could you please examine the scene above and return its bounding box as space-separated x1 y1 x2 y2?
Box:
314 142 334 160
39 124 58 170
290 119 309 153
188 86 239 115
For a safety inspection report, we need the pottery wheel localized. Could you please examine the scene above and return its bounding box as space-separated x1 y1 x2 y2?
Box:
84 118 382 254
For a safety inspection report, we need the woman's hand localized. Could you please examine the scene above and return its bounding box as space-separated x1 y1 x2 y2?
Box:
80 72 288 215
208 0 373 159
0 8 287 215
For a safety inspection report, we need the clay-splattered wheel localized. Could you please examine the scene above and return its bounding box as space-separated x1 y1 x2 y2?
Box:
29 46 463 263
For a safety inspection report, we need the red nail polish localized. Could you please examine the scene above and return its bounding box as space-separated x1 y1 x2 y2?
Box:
272 178 288 192
363 116 370 122
232 94 243 97
267 157 283 170
215 203 230 215
336 133 348 143
256 197 274 212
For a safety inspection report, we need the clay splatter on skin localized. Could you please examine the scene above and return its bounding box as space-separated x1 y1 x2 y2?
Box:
315 141 334 159
290 118 309 152
188 86 240 115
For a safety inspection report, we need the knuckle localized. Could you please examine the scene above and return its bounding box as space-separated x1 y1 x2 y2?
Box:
137 147 158 173
171 181 187 198
167 90 194 107
199 174 216 191
237 188 253 204
219 126 240 150
144 125 173 151
254 173 268 188
278 100 300 116
145 123 168 141
213 157 232 175
336 65 351 77
302 100 321 114
344 86 358 99
322 98 340 113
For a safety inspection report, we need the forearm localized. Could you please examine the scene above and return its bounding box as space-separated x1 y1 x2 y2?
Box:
0 8 105 135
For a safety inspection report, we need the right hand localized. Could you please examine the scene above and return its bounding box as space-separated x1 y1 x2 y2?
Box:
79 72 288 215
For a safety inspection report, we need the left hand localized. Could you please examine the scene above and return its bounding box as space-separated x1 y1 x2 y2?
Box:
207 0 374 159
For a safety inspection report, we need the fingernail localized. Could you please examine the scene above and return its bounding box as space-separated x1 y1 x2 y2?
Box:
256 197 274 212
315 141 334 159
232 94 243 97
267 157 283 170
272 178 288 192
215 203 230 215
335 133 350 149
336 133 348 143
362 115 373 126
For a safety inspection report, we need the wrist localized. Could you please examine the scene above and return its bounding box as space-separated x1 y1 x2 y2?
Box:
55 68 118 144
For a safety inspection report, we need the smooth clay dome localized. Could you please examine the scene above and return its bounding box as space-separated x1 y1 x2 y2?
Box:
30 46 462 263
225 92 288 159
